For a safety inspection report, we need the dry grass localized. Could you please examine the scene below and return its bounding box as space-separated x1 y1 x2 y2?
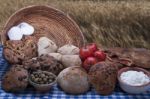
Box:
0 0 150 48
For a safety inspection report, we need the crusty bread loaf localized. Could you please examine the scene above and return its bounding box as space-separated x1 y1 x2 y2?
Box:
88 62 118 95
2 65 28 92
3 36 37 64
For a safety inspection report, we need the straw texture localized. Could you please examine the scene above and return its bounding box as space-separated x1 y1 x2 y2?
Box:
1 5 85 47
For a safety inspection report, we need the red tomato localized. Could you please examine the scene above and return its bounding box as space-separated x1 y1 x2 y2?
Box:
82 57 98 72
86 43 98 54
79 47 93 61
94 51 106 61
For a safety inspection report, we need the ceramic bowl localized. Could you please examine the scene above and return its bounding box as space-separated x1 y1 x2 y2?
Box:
118 67 150 94
29 71 57 93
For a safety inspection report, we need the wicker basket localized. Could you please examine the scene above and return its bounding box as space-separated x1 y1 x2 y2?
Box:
1 5 85 47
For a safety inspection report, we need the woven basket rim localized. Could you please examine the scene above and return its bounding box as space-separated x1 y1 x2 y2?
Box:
1 5 85 46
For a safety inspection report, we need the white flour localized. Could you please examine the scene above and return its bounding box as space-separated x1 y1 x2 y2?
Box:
120 70 150 86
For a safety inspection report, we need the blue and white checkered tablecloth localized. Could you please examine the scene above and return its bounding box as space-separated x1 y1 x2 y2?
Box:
0 45 150 99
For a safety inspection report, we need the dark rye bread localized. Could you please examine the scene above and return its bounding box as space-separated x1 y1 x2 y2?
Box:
88 62 118 95
37 54 65 75
23 54 65 75
2 65 28 92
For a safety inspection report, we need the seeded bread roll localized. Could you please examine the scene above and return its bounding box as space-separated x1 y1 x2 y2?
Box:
37 54 57 70
22 54 65 75
23 36 37 60
88 62 118 95
3 40 24 64
22 58 41 71
3 36 37 64
37 54 65 75
2 65 28 92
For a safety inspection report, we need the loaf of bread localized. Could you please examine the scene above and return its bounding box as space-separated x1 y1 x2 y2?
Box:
3 36 37 64
57 66 90 94
2 65 28 92
88 62 118 95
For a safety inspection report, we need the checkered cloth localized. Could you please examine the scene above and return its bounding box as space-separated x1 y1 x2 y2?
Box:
0 45 149 99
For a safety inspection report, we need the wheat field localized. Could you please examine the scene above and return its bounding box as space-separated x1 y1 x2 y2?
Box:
0 0 150 48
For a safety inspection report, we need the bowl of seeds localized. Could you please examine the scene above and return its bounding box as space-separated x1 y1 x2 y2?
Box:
29 70 57 92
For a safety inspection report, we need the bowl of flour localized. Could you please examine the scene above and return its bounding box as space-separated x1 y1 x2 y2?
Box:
118 67 150 94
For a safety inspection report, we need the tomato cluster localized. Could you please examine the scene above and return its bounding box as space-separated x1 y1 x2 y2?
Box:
79 43 106 72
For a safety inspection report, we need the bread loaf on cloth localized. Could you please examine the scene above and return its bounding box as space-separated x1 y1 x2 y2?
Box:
88 62 118 95
2 65 28 92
